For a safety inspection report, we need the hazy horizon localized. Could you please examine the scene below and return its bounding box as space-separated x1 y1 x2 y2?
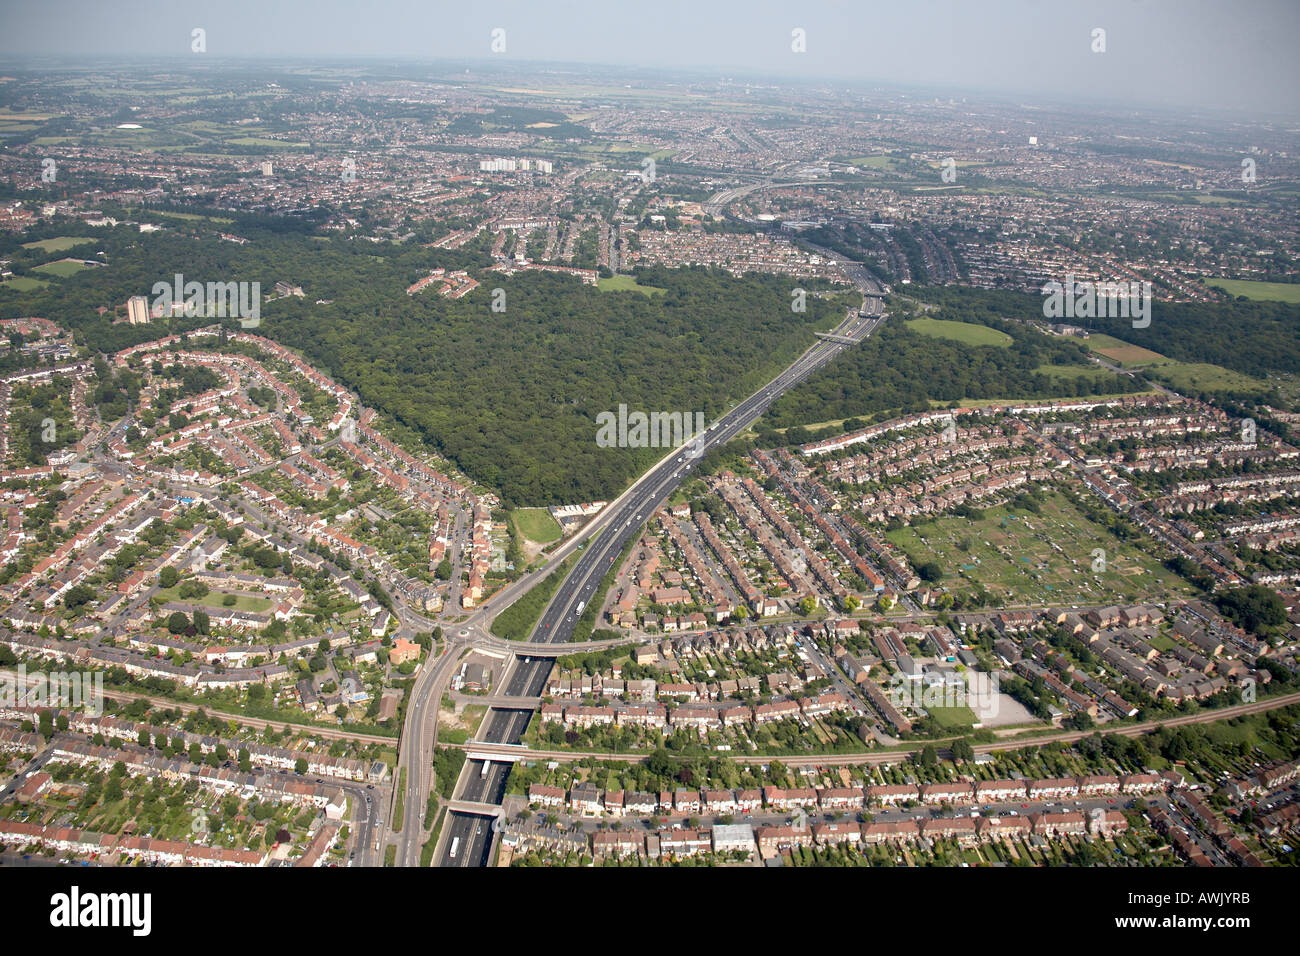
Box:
2 0 1297 121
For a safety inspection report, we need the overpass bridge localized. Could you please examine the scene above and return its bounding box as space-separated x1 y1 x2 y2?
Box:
815 331 862 345
460 694 542 709
445 800 508 816
471 634 644 658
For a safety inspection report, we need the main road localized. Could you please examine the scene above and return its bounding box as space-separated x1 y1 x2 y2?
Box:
431 278 888 866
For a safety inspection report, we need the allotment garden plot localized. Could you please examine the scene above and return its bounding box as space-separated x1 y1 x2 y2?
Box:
886 491 1194 607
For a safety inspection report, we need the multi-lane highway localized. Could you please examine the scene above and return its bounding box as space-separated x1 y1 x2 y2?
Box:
431 273 887 866
436 700 535 867
521 309 882 654
393 641 464 866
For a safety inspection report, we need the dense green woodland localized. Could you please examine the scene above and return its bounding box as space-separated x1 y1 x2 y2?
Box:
5 222 1294 504
764 289 1145 428
1 224 846 504
268 265 848 505
915 285 1300 378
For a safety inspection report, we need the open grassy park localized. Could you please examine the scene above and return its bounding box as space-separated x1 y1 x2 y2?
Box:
21 236 94 254
1083 334 1274 397
885 490 1196 607
597 274 666 296
841 154 907 170
1206 277 1300 304
905 318 1012 348
923 705 979 730
0 276 50 292
155 586 273 613
1144 361 1273 398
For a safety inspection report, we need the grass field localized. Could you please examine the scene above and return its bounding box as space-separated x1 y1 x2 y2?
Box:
1207 278 1300 303
134 208 235 225
843 155 905 169
0 110 59 121
885 491 1196 607
229 136 309 148
155 586 272 613
927 388 1161 410
906 318 1012 347
924 705 978 730
1033 364 1114 383
1081 334 1272 398
597 275 666 295
21 236 94 254
32 258 93 278
0 277 51 292
1144 361 1271 397
511 507 563 545
1082 334 1165 367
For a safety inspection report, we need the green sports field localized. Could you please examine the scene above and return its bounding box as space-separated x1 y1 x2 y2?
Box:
511 507 563 544
33 258 93 278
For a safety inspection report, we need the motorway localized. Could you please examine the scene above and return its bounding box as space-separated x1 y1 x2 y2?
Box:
392 641 464 866
430 272 888 866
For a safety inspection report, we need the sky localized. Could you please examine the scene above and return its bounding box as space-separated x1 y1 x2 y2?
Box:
2 0 1297 119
